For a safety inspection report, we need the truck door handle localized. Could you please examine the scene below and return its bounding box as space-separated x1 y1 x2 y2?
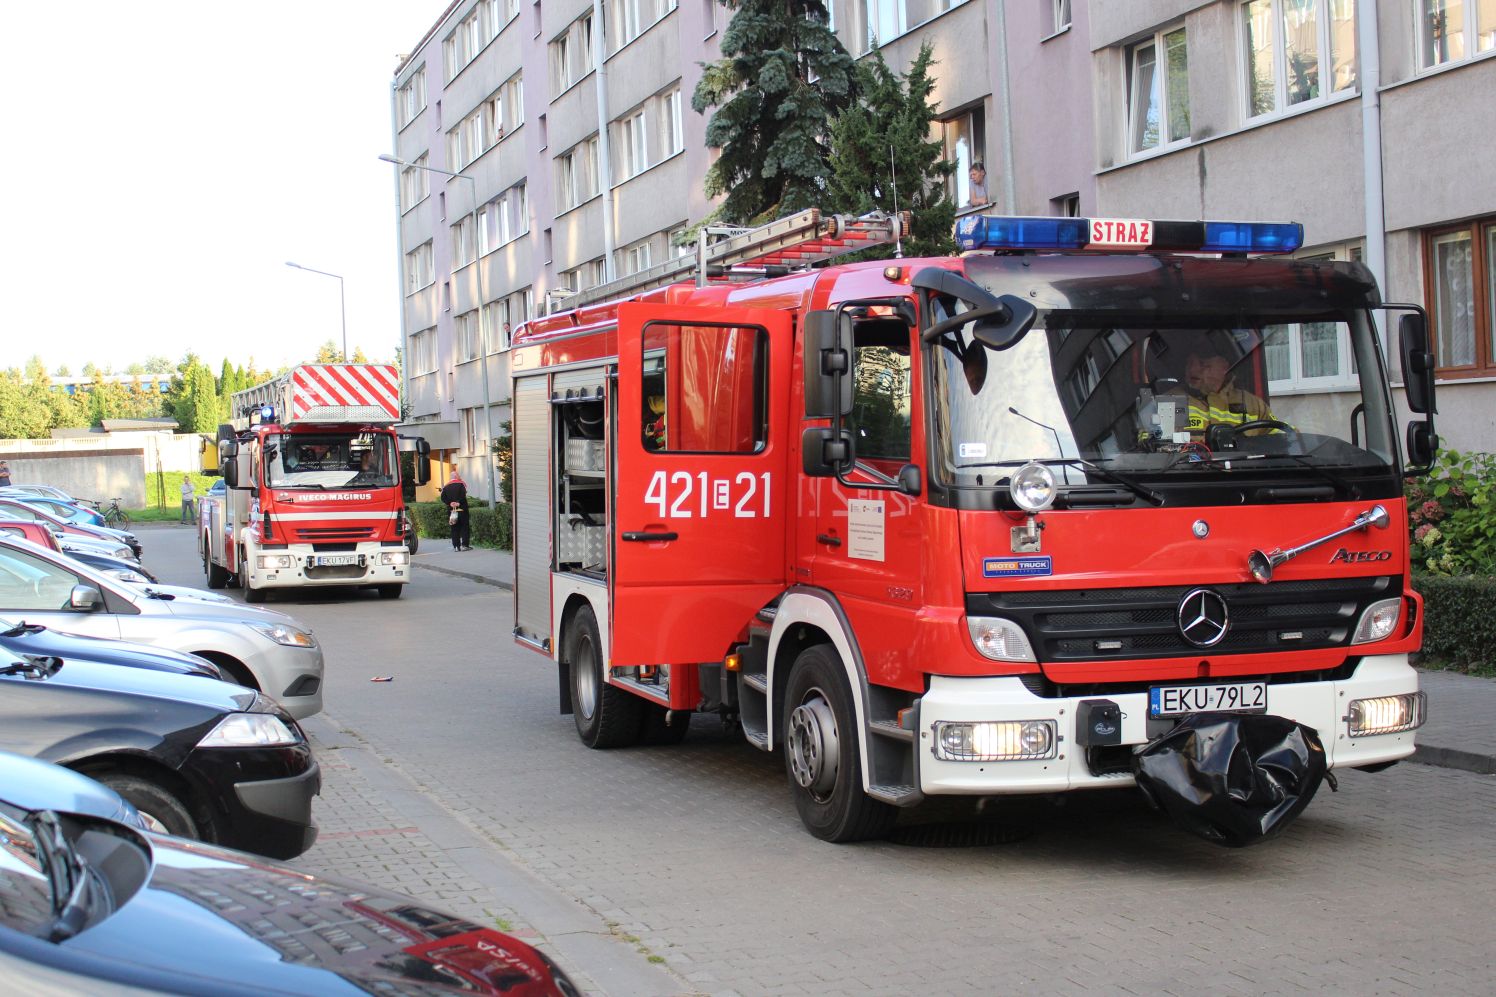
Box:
816 533 842 548
622 531 679 543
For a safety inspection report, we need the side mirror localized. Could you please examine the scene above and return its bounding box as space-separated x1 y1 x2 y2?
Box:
414 456 431 487
802 427 852 477
1406 422 1437 470
897 464 922 496
219 440 239 489
68 584 102 612
803 310 853 419
1399 314 1436 415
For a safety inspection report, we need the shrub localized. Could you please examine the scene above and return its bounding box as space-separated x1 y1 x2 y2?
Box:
1413 574 1496 670
1405 449 1496 576
409 499 511 550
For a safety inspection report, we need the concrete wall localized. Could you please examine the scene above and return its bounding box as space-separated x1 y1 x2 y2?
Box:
0 449 147 507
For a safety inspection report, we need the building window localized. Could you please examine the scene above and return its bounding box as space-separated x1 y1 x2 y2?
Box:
444 0 504 81
1127 25 1190 155
447 108 487 171
484 300 508 351
619 109 649 178
550 12 594 95
462 407 480 454
482 72 524 144
1052 0 1071 33
480 182 528 254
411 327 438 374
397 67 427 128
619 239 653 276
406 242 434 294
456 309 481 361
665 87 684 156
861 0 907 52
558 137 600 209
1242 0 1356 121
451 214 477 270
667 224 691 258
1425 216 1496 376
614 0 677 48
1419 0 1496 68
1051 192 1080 217
941 109 985 208
400 154 430 211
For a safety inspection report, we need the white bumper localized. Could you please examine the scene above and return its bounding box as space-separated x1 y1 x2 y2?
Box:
245 543 411 590
917 655 1421 796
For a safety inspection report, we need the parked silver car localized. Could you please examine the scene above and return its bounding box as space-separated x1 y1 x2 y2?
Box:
0 535 323 718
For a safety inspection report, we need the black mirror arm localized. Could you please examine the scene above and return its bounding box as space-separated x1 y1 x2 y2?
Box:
920 302 1012 344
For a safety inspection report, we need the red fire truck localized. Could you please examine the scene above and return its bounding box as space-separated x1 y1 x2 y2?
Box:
509 210 1437 844
202 364 429 602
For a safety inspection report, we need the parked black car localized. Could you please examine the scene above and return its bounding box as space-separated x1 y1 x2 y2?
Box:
0 754 578 996
0 629 318 859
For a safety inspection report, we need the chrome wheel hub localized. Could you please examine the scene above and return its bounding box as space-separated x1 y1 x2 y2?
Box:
788 691 840 801
574 637 598 720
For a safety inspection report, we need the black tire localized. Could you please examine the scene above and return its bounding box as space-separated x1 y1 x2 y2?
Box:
783 644 897 843
638 703 691 745
94 773 200 839
244 580 267 603
566 605 642 748
405 525 420 555
377 584 403 599
204 547 229 590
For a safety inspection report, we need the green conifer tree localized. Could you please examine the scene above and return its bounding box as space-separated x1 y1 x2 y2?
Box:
693 0 853 225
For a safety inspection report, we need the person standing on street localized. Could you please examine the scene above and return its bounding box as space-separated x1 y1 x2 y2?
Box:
0 461 10 487
440 471 471 551
180 478 196 525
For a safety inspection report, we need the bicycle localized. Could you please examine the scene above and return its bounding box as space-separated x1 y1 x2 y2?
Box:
102 498 131 528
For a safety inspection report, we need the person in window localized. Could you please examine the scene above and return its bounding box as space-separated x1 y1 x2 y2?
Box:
1183 343 1274 442
966 162 989 208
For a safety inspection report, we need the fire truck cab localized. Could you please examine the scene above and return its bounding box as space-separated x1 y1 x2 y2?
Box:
510 211 1438 844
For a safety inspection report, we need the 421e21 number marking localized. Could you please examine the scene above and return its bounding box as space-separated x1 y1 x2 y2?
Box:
644 470 772 518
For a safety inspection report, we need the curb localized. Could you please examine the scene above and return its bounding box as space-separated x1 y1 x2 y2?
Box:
412 561 513 591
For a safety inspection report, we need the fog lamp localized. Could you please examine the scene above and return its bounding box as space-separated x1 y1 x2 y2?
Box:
1351 598 1402 644
1348 692 1425 737
933 720 1056 761
257 554 294 569
1010 462 1056 513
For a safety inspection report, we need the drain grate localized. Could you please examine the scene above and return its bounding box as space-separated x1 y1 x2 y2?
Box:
888 820 1033 848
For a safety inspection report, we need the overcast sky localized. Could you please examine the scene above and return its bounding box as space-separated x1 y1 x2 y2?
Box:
0 1 448 376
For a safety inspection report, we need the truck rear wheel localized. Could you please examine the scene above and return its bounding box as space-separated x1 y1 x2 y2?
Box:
204 547 229 589
784 645 897 842
566 605 641 748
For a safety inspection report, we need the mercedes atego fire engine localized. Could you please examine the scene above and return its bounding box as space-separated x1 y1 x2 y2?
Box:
202 364 429 602
508 210 1438 844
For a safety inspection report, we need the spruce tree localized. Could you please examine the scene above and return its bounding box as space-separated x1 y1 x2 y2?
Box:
826 42 955 259
693 0 853 225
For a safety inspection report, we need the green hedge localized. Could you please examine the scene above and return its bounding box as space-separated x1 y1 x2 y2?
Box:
409 500 512 550
1415 574 1496 671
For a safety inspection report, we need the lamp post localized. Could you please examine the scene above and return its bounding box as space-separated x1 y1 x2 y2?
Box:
379 153 496 508
284 262 347 362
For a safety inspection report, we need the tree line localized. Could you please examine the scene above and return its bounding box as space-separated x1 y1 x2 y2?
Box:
1 340 380 438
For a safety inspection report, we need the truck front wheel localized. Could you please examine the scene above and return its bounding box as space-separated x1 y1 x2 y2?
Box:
566 605 641 749
204 547 229 589
784 645 897 842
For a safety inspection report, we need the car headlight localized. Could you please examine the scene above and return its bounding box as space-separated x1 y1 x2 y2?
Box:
257 554 295 569
197 712 300 748
248 622 317 648
1010 462 1056 513
112 546 134 559
108 568 151 584
379 551 409 565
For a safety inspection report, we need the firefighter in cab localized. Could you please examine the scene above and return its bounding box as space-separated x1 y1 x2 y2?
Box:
1183 339 1275 442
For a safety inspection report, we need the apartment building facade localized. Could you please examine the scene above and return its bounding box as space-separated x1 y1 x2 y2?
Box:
389 0 1494 499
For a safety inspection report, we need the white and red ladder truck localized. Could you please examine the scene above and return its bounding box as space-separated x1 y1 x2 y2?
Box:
508 209 1438 844
201 364 430 602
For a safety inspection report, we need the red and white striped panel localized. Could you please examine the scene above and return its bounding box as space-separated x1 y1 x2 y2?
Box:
288 365 400 422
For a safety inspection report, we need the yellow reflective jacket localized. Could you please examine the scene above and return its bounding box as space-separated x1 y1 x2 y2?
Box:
1186 386 1273 440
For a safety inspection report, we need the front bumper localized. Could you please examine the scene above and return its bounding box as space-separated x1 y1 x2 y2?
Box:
249 545 410 590
917 654 1421 796
183 742 320 860
242 642 324 720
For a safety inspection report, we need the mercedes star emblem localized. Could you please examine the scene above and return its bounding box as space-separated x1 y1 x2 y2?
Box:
1177 588 1229 648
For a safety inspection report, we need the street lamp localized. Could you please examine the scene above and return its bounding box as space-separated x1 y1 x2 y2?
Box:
285 262 347 362
379 153 497 508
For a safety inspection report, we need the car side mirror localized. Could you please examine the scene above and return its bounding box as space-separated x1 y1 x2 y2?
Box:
68 584 102 612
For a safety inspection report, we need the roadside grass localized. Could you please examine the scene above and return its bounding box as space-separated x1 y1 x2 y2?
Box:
125 470 220 521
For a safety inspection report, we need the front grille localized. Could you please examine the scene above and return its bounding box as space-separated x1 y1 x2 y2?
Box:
293 526 375 542
967 576 1396 663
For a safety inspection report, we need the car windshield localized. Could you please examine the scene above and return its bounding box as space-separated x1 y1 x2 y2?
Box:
264 433 397 489
930 309 1396 500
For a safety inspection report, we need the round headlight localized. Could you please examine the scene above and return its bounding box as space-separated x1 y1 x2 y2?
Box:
1010 461 1056 513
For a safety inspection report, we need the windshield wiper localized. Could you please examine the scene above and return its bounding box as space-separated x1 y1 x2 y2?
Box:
31 810 92 941
1165 451 1360 496
141 588 176 601
956 457 1164 506
0 654 62 678
0 620 45 637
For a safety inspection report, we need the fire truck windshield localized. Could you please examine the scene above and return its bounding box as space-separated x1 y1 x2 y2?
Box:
930 309 1399 504
264 433 397 490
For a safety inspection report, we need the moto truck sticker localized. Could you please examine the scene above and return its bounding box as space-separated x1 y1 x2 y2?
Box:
983 556 1053 577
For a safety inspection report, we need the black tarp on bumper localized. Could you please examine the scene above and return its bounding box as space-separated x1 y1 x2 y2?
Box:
1132 713 1328 847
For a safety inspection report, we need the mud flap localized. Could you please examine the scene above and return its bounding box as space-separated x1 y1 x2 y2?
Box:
1132 713 1328 848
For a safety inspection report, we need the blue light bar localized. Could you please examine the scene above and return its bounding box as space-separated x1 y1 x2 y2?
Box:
956 215 1089 252
1201 221 1303 254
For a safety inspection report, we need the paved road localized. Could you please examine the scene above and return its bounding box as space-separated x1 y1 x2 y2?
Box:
145 525 1496 995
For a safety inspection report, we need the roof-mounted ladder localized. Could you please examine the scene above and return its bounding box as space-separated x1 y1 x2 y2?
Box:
553 208 910 312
